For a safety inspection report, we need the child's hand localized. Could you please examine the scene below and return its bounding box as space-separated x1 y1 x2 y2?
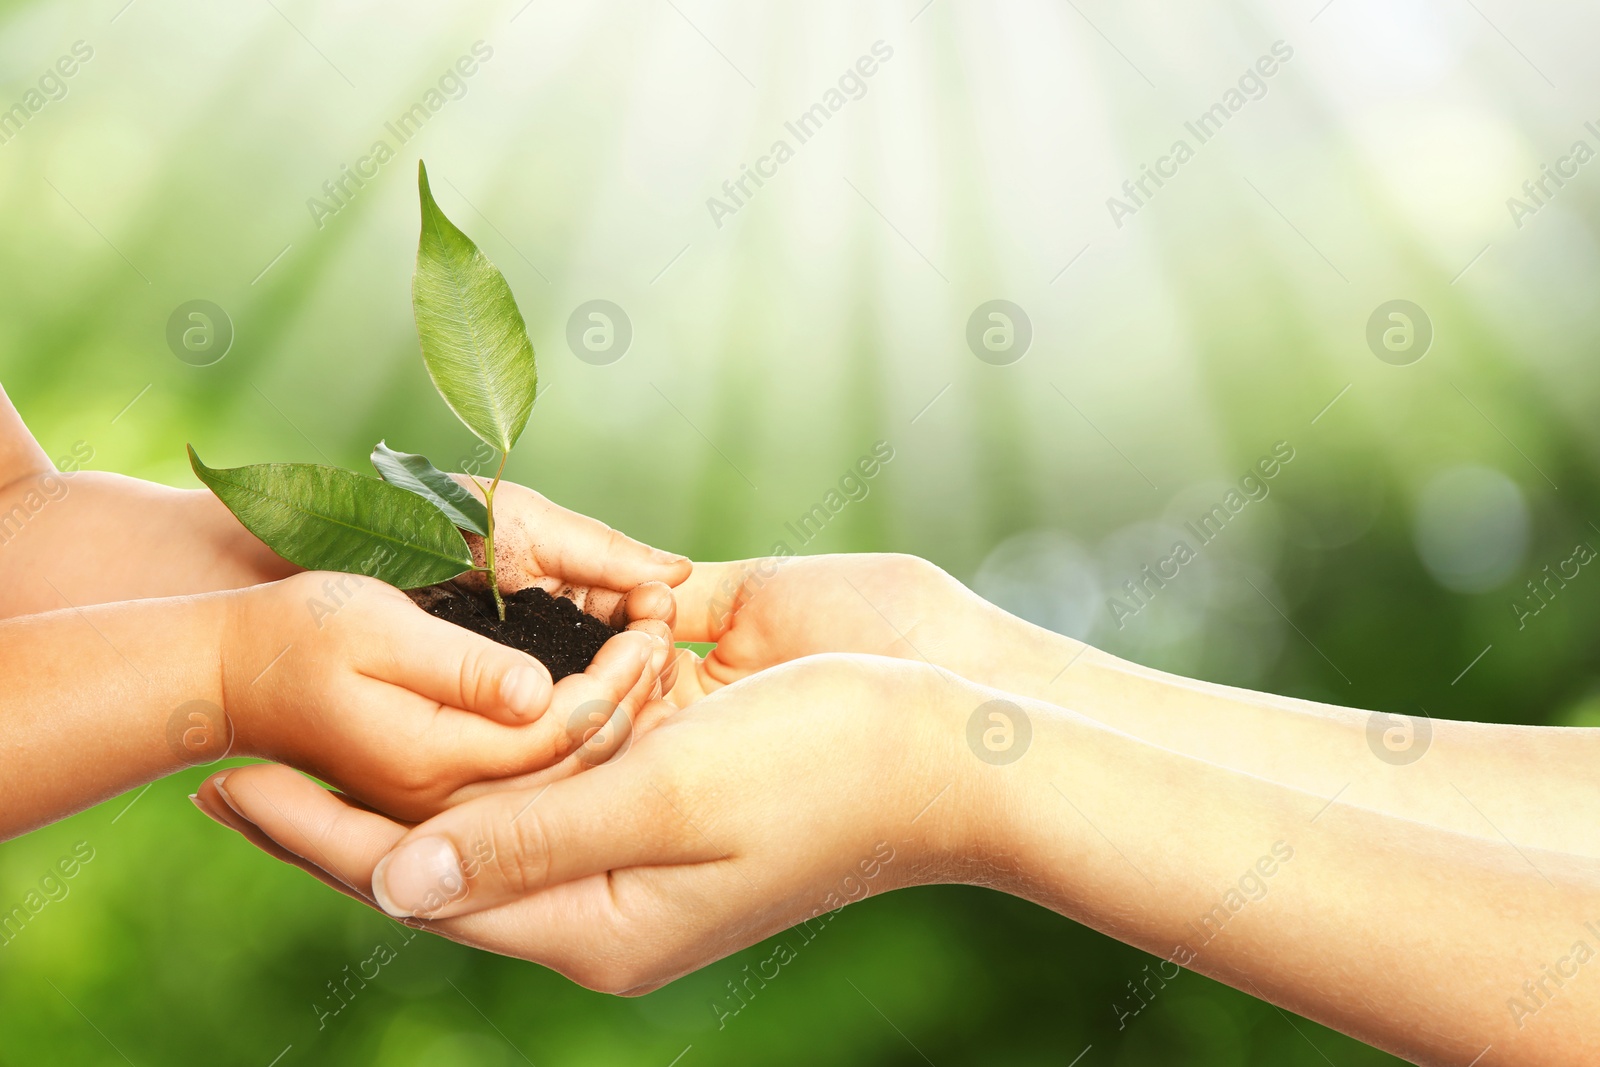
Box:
221 572 672 822
445 477 690 692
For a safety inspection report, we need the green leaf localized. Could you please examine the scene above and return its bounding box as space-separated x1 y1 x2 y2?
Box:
188 446 474 589
370 440 490 536
413 160 538 453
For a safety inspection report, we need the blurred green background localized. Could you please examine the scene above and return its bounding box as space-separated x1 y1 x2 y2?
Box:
3 0 1597 1062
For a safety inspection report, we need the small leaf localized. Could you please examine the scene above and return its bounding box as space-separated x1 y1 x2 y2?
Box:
370 440 490 536
413 160 538 453
188 446 474 589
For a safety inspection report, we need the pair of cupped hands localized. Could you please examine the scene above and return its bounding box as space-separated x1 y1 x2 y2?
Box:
175 476 1012 996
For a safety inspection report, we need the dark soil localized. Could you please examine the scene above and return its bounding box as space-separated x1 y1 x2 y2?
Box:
410 584 621 681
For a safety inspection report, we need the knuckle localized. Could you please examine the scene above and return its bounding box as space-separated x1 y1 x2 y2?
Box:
540 722 576 764
458 644 499 709
879 551 935 584
600 525 630 562
515 714 573 767
493 810 552 894
393 756 445 797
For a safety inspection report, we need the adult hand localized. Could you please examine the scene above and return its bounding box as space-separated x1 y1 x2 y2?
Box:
668 553 1032 704
193 644 1600 1065
194 655 983 993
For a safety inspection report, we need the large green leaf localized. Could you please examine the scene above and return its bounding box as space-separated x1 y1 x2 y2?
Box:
188 446 474 589
413 160 538 453
370 440 489 536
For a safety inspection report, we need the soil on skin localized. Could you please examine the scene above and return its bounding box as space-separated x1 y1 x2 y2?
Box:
410 584 620 681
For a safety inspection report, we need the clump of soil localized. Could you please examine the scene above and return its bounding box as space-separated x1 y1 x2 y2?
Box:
410 584 620 681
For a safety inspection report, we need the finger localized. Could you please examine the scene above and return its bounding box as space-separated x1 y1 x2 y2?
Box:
370 755 717 920
196 768 384 906
498 486 692 590
664 646 713 706
550 578 676 632
445 628 669 800
618 581 676 630
562 631 670 765
210 765 412 890
550 626 668 731
363 600 554 725
668 560 733 642
568 585 626 625
624 618 680 696
631 696 679 738
669 559 787 642
457 627 670 797
201 766 657 977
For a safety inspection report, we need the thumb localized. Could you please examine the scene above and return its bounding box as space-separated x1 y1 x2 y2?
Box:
372 600 554 725
669 558 781 643
370 758 716 920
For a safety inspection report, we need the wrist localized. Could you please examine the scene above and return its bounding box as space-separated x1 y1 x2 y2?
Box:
162 591 238 768
216 580 294 761
945 590 1093 700
875 659 1045 891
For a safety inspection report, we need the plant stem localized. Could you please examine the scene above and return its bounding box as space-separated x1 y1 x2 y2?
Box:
475 452 509 621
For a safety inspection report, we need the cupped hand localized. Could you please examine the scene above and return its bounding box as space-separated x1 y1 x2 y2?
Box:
194 655 990 994
668 553 1015 704
448 477 691 693
222 571 673 822
453 476 689 622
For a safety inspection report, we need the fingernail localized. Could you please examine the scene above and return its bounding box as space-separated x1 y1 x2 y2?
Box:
651 548 690 566
372 836 464 919
500 666 548 717
212 773 246 821
189 794 231 830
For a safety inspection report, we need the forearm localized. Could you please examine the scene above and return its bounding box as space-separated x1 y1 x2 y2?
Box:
984 696 1600 1066
0 594 231 838
951 607 1600 857
0 472 295 618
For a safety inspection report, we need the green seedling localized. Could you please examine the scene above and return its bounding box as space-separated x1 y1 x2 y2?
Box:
190 160 537 619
